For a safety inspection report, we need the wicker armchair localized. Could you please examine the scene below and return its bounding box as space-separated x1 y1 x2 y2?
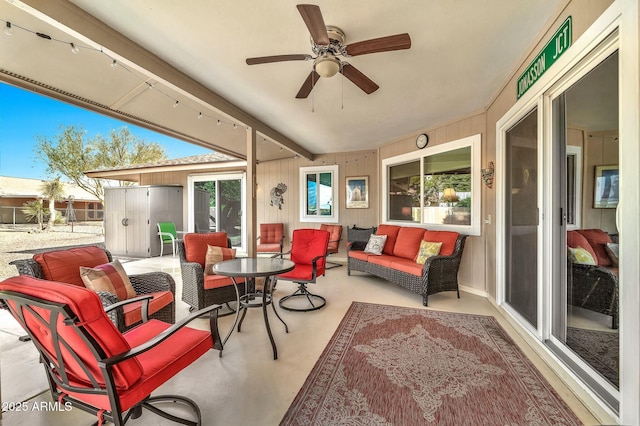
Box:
177 232 247 313
9 246 175 332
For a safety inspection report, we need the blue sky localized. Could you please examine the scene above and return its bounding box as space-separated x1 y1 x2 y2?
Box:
0 82 213 180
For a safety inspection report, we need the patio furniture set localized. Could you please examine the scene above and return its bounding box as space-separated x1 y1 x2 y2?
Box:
1 223 469 425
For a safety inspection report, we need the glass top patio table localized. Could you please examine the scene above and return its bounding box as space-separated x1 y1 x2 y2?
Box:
212 258 294 359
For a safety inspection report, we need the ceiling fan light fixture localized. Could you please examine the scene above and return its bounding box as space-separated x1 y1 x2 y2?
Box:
314 56 340 78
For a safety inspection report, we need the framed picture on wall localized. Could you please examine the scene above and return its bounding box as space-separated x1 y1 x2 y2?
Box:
593 165 619 209
346 176 369 209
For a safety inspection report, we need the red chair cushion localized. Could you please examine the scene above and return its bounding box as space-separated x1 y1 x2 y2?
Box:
278 264 316 281
393 227 426 260
290 229 330 266
422 230 459 256
183 232 229 267
34 246 109 287
0 276 143 390
348 250 370 261
320 224 342 251
64 319 213 412
376 225 401 255
259 223 284 244
123 290 174 327
576 229 613 267
203 275 245 290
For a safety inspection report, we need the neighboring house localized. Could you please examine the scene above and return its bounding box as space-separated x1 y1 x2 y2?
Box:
0 176 102 224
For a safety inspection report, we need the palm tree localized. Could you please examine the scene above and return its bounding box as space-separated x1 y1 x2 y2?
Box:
22 199 46 230
40 178 65 231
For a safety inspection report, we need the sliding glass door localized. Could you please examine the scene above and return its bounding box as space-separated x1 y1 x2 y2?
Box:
550 50 619 401
504 109 539 328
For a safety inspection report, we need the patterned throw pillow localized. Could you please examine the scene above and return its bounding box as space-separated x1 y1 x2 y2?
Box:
80 259 136 300
416 241 442 265
204 245 236 275
567 246 596 265
364 234 387 255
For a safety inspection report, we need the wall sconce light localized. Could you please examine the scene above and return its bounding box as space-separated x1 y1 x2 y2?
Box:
481 161 495 189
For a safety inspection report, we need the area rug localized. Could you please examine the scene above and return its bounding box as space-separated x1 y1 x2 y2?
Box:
281 302 582 425
567 326 619 388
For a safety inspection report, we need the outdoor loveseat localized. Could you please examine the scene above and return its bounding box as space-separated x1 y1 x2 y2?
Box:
348 224 467 306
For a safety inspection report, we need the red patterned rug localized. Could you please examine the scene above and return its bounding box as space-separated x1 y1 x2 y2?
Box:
281 302 582 425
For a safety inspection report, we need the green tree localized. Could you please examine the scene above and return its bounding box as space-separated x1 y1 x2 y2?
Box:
40 178 65 231
35 125 167 203
22 199 46 230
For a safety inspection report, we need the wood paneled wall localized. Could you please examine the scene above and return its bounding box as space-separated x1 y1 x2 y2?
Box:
256 150 378 254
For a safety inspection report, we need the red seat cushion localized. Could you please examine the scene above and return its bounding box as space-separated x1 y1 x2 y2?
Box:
367 254 395 268
376 225 401 255
257 243 282 253
203 275 245 290
183 232 229 267
576 229 613 267
390 258 424 276
393 227 426 259
66 319 213 412
278 264 316 281
422 230 459 256
348 250 370 261
123 291 174 327
34 246 110 287
258 223 284 245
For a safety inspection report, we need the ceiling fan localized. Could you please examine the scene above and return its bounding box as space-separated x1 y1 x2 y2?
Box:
245 4 411 98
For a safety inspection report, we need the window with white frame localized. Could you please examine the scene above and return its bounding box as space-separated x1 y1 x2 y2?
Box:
299 165 339 223
381 134 481 235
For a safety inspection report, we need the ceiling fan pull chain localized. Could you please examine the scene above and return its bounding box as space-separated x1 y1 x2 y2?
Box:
311 72 315 113
341 73 344 110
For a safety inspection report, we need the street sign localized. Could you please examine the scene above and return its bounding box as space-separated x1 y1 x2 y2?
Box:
517 16 572 99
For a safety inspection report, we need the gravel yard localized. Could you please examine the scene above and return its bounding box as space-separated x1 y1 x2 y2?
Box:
0 223 105 280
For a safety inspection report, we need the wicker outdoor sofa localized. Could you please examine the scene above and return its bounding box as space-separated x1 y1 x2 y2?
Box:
348 224 467 306
567 229 619 329
9 246 176 331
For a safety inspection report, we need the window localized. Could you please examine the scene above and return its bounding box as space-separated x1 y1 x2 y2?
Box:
300 165 339 223
382 134 481 235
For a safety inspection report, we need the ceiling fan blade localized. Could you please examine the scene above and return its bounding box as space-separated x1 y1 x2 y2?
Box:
246 54 311 65
345 33 411 57
296 71 321 98
341 64 379 94
297 4 329 45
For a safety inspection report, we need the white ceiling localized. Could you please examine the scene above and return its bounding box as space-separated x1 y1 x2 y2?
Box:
1 0 565 161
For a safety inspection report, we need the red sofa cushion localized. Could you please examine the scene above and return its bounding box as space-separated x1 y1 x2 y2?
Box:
390 258 424 276
376 225 401 255
183 232 229 267
567 230 598 263
576 229 613 267
348 250 370 261
34 246 109 287
423 230 459 256
393 227 426 260
367 254 396 268
0 276 143 390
